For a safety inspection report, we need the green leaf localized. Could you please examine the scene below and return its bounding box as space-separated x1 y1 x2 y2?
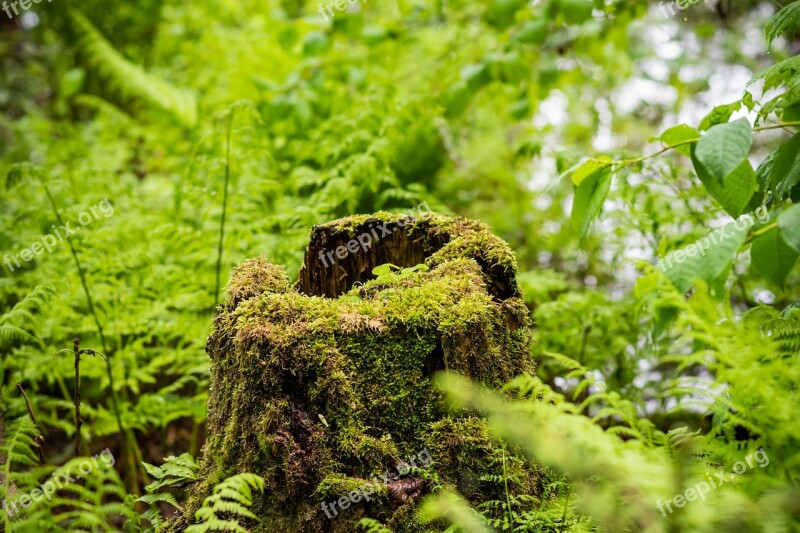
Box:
747 151 777 212
559 0 594 24
571 157 611 186
694 118 753 184
660 124 700 156
692 154 758 218
303 31 330 56
571 167 612 239
514 19 548 44
751 56 800 92
699 100 744 131
778 203 800 253
497 51 529 85
750 228 799 288
766 1 800 45
485 0 524 30
769 134 800 200
443 80 474 117
660 221 751 294
461 62 492 91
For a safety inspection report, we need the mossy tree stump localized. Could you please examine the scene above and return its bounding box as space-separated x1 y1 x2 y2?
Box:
171 212 544 532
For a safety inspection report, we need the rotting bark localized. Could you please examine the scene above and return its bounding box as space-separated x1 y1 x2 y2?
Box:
167 212 549 532
298 214 521 301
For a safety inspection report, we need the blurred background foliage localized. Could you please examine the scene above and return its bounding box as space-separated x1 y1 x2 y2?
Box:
1 0 799 531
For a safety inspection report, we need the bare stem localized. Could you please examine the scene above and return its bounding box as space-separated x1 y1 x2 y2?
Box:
17 383 45 465
73 337 82 457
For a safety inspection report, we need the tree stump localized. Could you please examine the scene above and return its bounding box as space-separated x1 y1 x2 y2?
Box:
170 212 542 532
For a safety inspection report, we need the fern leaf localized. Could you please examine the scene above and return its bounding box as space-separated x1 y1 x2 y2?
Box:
69 9 197 127
184 473 265 533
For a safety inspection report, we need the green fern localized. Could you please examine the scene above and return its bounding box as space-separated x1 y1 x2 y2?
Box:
358 517 393 533
11 455 138 532
0 418 45 532
138 453 200 529
69 9 197 127
185 473 264 533
0 281 63 349
769 309 800 356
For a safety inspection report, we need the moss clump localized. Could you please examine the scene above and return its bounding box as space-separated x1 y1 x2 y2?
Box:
168 212 543 532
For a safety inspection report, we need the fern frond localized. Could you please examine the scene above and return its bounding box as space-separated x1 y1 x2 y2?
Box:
69 9 197 128
1 418 45 532
0 325 43 348
185 473 265 533
358 517 393 533
142 452 200 492
11 455 138 531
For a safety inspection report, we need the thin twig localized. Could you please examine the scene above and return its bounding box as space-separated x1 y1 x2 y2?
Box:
16 383 45 465
213 108 235 309
73 337 82 457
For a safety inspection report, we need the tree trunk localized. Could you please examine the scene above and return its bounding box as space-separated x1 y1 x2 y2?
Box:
168 212 540 532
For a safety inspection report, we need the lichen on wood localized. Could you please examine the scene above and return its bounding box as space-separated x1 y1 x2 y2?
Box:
168 212 547 532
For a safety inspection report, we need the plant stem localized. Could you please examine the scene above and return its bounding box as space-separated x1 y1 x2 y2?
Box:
558 485 571 532
17 383 45 465
585 120 800 170
502 447 513 532
73 337 83 457
214 109 235 309
41 184 142 491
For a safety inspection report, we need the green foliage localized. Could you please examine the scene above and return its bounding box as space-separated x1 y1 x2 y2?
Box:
9 454 138 532
1 0 800 531
0 418 42 532
766 0 800 44
370 263 430 283
185 474 264 533
694 118 753 186
419 490 493 533
358 517 393 533
0 282 62 348
570 167 612 239
138 453 200 529
69 9 197 127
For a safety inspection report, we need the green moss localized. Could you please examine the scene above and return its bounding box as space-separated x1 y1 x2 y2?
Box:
316 474 389 500
168 213 539 532
225 256 290 307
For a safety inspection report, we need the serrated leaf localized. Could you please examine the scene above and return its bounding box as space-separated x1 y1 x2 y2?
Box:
769 134 800 200
693 152 757 218
751 56 800 92
660 124 699 156
695 118 752 184
766 1 800 45
660 222 751 294
778 203 800 253
571 166 612 239
699 101 743 131
747 151 777 212
751 228 799 288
